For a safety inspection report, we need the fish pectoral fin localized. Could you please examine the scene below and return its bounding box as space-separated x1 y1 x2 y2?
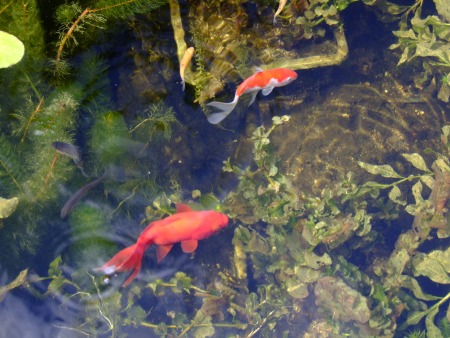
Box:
157 244 173 263
248 91 258 106
181 240 198 253
262 87 274 96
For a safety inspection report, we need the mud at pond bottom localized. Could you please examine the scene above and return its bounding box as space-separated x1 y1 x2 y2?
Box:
267 74 447 196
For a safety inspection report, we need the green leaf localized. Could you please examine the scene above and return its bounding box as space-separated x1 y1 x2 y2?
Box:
125 305 147 326
199 193 220 210
405 204 418 216
0 196 19 219
285 279 309 299
447 303 450 323
47 276 66 294
413 249 450 284
411 181 424 204
155 322 167 336
268 165 278 177
304 251 332 269
435 158 450 172
426 306 443 338
400 275 441 301
48 256 63 277
420 175 434 189
0 31 25 68
342 181 390 201
388 186 406 205
434 0 450 22
404 310 428 327
402 153 430 172
192 311 215 338
358 162 404 178
442 125 450 144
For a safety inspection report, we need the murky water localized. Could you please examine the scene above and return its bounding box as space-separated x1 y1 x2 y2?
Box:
1 0 450 337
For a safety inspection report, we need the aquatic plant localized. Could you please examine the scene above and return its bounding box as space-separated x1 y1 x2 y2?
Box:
220 117 450 335
390 0 450 102
129 101 180 142
0 111 446 336
54 0 167 66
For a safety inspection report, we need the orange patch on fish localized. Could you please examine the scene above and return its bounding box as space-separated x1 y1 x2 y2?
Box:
206 67 298 124
180 47 194 91
95 203 228 286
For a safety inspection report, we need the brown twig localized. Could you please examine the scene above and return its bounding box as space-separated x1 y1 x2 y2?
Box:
43 153 59 186
56 0 143 62
56 7 90 63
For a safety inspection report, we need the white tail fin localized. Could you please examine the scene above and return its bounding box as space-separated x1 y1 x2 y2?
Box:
206 95 239 124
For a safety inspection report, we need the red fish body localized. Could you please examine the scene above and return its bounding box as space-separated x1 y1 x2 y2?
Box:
207 67 298 124
96 203 229 286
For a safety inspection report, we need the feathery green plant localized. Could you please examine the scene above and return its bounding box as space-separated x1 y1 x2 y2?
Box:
54 0 168 69
130 102 180 141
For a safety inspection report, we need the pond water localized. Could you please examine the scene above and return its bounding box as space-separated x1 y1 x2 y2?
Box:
1 0 450 337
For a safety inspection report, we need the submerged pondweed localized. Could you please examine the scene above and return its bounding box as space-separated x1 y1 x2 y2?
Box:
8 115 442 336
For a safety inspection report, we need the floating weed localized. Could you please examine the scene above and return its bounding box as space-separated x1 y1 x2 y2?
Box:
130 102 180 141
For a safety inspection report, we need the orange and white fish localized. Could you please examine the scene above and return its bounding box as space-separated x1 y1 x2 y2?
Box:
180 47 195 91
273 0 288 24
96 203 229 286
206 67 297 124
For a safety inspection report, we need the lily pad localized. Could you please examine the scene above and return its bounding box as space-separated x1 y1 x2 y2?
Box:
0 31 25 68
0 197 19 219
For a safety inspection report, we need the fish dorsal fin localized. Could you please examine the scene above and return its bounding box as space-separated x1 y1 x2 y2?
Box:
176 203 192 213
181 240 198 253
157 244 173 263
262 87 274 96
254 67 263 74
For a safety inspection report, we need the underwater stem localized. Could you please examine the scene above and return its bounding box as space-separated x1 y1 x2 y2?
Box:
0 269 28 301
42 153 59 186
0 1 14 14
20 96 44 144
263 28 348 70
19 66 42 100
56 7 90 62
140 321 247 331
0 160 24 195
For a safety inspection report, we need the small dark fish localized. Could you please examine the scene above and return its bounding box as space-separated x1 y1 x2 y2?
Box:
51 141 81 164
51 141 88 177
60 174 106 218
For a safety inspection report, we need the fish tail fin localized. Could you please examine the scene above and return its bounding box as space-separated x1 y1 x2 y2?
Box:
181 80 185 91
95 242 146 287
206 95 239 124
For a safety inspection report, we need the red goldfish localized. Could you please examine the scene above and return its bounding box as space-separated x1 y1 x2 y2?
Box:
96 203 229 286
207 67 297 124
